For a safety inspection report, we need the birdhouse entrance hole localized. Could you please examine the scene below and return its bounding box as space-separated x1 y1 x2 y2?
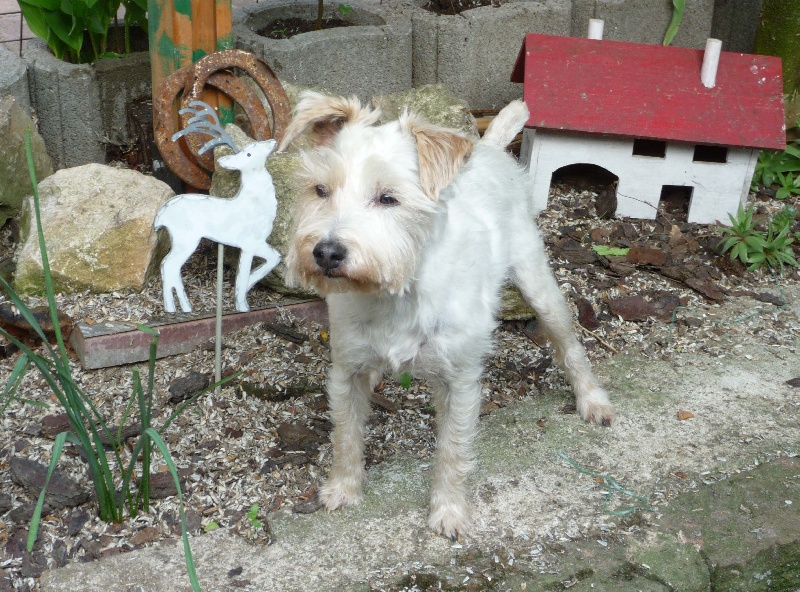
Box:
658 185 693 221
550 163 619 219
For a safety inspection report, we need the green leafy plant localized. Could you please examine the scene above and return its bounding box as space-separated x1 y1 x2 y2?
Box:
746 219 798 273
718 203 768 266
17 0 148 63
337 3 353 16
0 129 240 591
752 139 800 197
772 203 798 234
718 202 798 273
246 503 263 530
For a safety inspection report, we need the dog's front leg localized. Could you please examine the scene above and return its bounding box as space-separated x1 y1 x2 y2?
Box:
319 363 373 510
428 374 481 540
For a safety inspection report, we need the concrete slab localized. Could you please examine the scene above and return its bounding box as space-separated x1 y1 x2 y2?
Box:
23 38 151 170
233 0 412 102
412 0 571 110
40 284 800 591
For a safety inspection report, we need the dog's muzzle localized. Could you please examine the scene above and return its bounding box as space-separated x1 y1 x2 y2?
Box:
313 239 348 275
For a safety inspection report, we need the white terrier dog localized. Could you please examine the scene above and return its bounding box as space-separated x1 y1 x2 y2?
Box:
278 92 614 539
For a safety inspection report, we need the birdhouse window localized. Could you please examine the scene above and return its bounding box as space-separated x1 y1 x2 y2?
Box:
692 144 728 164
632 139 667 158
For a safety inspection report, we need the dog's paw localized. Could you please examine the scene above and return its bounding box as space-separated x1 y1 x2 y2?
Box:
577 388 614 427
319 478 363 511
428 499 470 541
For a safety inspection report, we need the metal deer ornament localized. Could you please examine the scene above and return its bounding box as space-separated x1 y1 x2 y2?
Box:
155 101 281 313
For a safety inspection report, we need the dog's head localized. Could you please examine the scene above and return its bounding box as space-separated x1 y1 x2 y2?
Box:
279 91 474 296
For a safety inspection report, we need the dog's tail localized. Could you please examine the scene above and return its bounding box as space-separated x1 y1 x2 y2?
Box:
481 99 529 149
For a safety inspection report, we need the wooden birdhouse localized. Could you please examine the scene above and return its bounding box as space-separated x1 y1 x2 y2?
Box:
511 21 786 225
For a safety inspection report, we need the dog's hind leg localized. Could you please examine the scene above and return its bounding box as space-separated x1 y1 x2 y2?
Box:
510 235 614 426
427 372 482 540
319 363 373 510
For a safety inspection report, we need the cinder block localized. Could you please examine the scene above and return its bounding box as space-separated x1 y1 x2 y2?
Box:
412 0 571 110
23 39 151 170
233 0 412 102
710 0 763 53
0 46 30 114
571 0 714 49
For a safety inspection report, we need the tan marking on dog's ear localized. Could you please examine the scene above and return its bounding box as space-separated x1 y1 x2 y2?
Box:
405 119 474 201
277 91 380 152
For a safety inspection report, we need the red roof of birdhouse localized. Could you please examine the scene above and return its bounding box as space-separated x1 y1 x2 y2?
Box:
510 33 786 150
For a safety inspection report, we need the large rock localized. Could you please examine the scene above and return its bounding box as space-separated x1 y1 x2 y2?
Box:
372 84 479 137
14 164 173 294
0 96 53 227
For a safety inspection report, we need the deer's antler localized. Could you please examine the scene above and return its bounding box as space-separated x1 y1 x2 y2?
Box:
172 101 239 155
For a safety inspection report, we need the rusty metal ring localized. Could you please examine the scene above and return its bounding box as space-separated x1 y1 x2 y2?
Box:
182 49 291 172
179 71 274 172
153 49 291 189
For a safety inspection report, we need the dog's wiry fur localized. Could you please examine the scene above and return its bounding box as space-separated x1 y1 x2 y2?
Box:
280 91 614 539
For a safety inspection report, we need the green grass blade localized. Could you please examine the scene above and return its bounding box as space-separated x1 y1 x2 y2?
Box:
0 277 61 362
143 428 200 592
1 353 31 412
663 0 685 46
24 129 69 365
27 431 69 550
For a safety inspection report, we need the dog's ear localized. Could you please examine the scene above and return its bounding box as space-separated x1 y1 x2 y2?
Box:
404 117 474 201
277 91 380 152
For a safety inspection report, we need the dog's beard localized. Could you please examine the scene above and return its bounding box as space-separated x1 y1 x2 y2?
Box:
286 230 426 296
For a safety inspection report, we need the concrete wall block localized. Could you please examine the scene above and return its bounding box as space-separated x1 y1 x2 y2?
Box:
412 0 571 110
94 51 152 146
23 40 104 170
571 0 714 49
0 47 31 114
710 0 763 53
233 0 412 102
23 40 152 170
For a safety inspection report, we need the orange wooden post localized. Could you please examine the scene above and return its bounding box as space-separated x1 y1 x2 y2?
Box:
148 0 234 125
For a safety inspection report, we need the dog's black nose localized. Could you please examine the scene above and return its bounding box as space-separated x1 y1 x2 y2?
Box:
313 240 347 273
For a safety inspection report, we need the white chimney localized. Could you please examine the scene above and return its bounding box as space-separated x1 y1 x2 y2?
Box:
701 38 723 88
587 19 604 40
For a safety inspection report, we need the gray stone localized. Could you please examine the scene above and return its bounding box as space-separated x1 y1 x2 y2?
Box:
233 0 412 103
14 163 174 294
0 96 53 226
23 39 151 170
571 0 714 48
9 457 90 510
412 0 571 110
372 83 479 137
0 46 30 113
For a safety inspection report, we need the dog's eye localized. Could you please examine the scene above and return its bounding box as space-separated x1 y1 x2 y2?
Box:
377 193 399 206
315 184 330 198
246 153 251 157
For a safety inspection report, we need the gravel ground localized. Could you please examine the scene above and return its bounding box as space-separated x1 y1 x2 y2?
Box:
0 175 798 591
